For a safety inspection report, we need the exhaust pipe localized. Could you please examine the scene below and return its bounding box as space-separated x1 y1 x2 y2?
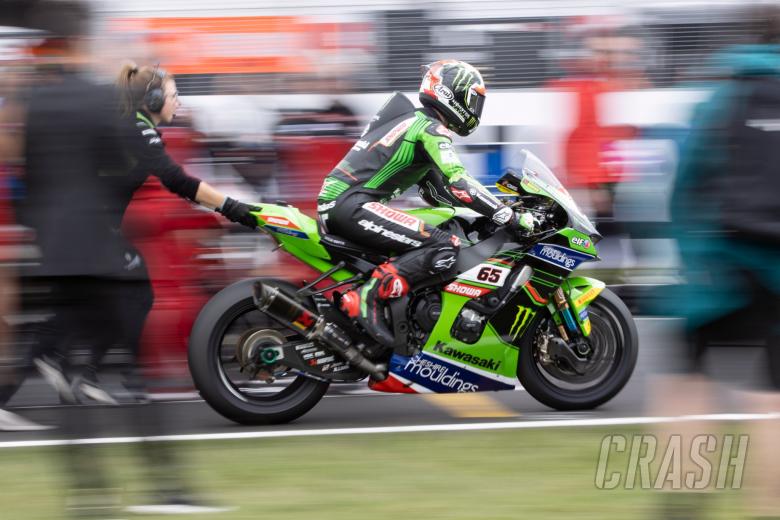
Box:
253 281 387 380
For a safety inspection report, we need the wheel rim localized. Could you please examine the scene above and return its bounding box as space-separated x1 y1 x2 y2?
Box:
532 301 626 392
213 301 313 403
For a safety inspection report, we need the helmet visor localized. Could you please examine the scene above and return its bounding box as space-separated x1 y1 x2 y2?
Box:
466 87 485 119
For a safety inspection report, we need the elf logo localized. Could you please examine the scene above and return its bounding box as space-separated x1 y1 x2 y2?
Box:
570 236 591 249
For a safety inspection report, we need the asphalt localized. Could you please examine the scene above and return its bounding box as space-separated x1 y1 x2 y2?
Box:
1 318 772 443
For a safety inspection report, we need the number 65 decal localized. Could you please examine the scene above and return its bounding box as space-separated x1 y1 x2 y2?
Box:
459 263 511 287
477 267 502 283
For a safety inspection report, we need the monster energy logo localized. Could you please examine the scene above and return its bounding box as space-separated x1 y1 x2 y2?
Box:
452 68 474 92
509 305 534 341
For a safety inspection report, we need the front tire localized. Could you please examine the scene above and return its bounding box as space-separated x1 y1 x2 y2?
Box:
516 288 638 410
188 278 329 425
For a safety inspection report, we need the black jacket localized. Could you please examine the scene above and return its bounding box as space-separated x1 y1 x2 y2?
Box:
19 72 200 277
106 110 201 230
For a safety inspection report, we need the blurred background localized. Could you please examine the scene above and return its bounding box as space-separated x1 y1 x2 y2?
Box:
0 0 769 423
1 1 779 518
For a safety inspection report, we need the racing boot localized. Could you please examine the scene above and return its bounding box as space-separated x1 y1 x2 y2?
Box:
340 262 409 347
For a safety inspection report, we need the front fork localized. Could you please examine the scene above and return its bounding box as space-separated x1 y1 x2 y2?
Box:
549 276 606 339
537 277 605 374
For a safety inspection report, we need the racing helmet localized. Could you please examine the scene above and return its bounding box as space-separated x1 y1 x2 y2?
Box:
419 60 486 136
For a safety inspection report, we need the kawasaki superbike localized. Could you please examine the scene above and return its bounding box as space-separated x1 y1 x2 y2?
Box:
188 150 638 425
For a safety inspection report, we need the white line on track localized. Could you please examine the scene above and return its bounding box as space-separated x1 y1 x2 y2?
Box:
634 316 683 321
2 412 779 450
9 385 528 409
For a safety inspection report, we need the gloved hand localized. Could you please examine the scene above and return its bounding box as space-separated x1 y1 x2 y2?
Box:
515 211 535 232
491 206 514 225
217 197 260 229
491 206 535 233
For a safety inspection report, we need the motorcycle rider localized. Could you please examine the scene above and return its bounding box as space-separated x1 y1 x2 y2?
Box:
317 60 533 346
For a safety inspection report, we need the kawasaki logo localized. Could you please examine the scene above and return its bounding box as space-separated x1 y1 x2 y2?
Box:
432 343 501 371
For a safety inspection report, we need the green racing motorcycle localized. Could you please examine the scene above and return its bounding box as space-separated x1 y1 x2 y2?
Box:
188 150 638 425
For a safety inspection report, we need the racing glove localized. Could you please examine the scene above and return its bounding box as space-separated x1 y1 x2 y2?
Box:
217 197 261 229
492 207 535 232
515 211 535 232
490 206 511 225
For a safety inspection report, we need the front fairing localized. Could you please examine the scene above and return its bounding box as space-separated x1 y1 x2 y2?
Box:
511 150 600 239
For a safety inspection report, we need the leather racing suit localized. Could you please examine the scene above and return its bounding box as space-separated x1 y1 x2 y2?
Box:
316 92 513 345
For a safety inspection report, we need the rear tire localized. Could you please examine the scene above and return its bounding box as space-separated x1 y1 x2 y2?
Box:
188 278 329 425
516 288 638 410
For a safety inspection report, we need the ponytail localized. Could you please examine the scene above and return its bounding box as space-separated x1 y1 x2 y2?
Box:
116 61 173 116
117 61 139 116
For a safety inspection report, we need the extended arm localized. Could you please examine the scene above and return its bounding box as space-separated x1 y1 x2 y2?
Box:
123 117 258 227
419 124 514 225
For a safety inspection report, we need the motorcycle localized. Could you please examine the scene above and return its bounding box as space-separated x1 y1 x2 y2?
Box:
188 150 638 425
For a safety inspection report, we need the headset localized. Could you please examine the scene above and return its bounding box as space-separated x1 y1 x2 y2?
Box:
143 64 167 114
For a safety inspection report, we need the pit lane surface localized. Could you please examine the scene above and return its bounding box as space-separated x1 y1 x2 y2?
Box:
1 318 771 444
